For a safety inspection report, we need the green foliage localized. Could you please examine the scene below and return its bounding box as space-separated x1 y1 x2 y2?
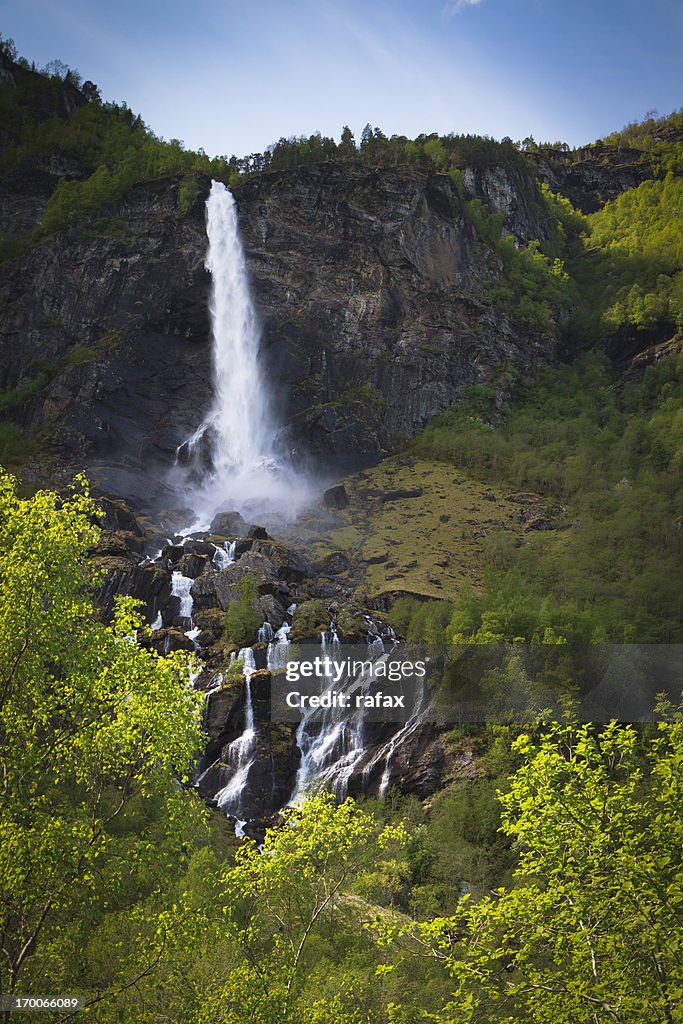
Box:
62 344 99 366
37 309 61 328
463 199 573 331
0 235 30 265
391 596 453 643
0 469 207 1005
291 598 327 641
0 368 50 414
0 54 231 239
538 182 588 258
223 574 262 647
195 795 407 1022
0 423 35 465
599 107 683 175
178 172 201 214
416 720 683 1022
341 382 388 410
413 351 683 641
571 173 683 338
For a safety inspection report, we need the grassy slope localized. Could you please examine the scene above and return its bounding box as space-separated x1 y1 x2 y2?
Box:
288 456 565 603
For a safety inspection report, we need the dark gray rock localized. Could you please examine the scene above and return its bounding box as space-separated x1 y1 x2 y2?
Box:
210 511 248 536
97 560 171 622
322 484 349 509
142 627 196 655
314 551 351 575
381 487 423 503
365 551 389 565
176 551 210 578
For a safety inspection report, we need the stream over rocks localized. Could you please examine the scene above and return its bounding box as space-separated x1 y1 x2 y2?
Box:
94 182 445 835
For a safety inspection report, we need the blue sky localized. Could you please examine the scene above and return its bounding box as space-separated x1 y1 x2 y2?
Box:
1 0 681 157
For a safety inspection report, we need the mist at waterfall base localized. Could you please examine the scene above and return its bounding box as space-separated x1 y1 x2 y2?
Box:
173 179 312 530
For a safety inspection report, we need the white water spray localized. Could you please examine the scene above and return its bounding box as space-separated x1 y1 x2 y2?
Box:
201 181 271 472
177 180 308 526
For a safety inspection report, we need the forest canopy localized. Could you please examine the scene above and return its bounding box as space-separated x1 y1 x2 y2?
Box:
1 471 681 1021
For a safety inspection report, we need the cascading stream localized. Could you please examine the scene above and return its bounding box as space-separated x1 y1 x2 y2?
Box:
215 648 258 817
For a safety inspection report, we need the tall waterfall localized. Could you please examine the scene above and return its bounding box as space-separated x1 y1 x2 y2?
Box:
177 180 306 525
200 181 272 474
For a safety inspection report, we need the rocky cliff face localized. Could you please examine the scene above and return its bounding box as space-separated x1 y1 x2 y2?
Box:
0 176 212 506
531 143 664 214
1 158 560 507
237 161 555 470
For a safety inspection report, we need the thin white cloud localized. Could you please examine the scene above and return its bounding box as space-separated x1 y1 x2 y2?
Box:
445 0 485 14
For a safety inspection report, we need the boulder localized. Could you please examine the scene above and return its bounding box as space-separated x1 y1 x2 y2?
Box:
97 561 171 623
314 551 351 576
176 551 210 579
214 551 291 607
365 551 389 565
210 511 248 536
188 572 219 611
142 627 196 655
90 530 144 559
161 543 185 565
96 497 146 536
322 484 349 509
381 487 423 503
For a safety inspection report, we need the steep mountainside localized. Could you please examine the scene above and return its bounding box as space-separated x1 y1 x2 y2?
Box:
0 51 581 506
1 48 681 819
0 160 560 507
1 53 681 514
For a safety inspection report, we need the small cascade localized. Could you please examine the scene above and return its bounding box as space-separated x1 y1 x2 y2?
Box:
171 571 194 623
367 634 385 659
215 647 258 817
321 623 340 652
150 610 163 630
291 707 366 804
213 540 236 569
187 659 203 690
288 616 429 807
267 621 291 671
258 621 275 643
290 628 367 805
170 571 202 650
363 678 429 798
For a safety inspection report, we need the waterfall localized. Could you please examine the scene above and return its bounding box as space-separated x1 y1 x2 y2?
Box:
199 181 271 474
170 571 202 650
171 571 194 622
176 180 309 526
267 621 291 671
258 621 275 644
213 540 236 569
215 648 258 816
164 184 429 824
